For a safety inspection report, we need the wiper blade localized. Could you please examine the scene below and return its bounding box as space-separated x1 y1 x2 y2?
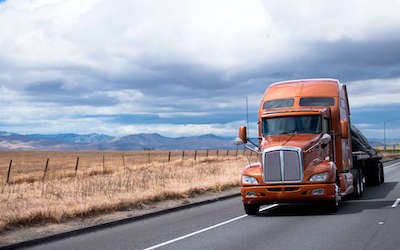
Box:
281 130 298 134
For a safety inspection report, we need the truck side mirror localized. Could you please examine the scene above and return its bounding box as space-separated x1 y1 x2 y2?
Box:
341 120 349 139
320 133 331 146
239 126 247 144
233 138 244 145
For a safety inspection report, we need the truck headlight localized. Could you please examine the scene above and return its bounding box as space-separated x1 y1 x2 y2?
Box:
309 172 328 182
242 175 258 185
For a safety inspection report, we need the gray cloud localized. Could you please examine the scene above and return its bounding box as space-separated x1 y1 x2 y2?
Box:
1 0 400 137
23 81 119 106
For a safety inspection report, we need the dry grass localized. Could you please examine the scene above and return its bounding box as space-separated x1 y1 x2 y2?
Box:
0 150 251 184
381 151 400 161
0 150 257 232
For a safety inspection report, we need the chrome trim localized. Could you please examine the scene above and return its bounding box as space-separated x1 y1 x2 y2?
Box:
280 151 284 181
262 146 304 183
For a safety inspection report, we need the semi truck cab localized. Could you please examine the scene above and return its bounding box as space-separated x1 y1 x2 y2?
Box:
235 79 383 215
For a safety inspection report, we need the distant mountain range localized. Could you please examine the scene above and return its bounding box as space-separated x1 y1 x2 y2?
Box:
368 138 400 147
0 131 237 150
1 130 396 151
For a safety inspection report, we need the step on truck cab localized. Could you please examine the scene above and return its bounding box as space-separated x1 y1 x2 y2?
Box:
235 79 383 215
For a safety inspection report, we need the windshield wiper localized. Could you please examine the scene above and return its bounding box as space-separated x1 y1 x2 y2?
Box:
281 130 298 135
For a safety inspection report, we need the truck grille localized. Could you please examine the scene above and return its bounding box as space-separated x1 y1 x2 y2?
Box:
263 148 303 183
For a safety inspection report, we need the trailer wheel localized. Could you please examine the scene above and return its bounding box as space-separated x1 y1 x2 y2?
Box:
379 162 385 184
243 204 259 215
367 161 383 186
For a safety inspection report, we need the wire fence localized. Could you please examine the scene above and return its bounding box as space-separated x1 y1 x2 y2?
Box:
0 149 257 185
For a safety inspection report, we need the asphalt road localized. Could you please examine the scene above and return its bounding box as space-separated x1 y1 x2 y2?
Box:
23 161 400 250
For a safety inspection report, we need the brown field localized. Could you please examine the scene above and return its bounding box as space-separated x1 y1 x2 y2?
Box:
380 151 400 161
0 150 257 232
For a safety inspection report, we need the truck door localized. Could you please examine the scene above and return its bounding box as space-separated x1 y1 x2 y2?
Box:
340 86 351 171
323 117 334 161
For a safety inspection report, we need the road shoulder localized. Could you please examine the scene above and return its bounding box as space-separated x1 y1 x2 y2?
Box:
0 187 240 248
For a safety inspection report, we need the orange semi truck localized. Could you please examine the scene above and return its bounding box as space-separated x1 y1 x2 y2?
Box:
235 79 384 214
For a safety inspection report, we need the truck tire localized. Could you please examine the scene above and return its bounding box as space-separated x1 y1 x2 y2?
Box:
326 184 340 212
351 169 362 199
368 161 382 186
360 170 365 195
379 162 385 184
243 204 259 215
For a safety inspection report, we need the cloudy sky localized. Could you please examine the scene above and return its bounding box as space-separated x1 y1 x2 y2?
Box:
1 0 400 139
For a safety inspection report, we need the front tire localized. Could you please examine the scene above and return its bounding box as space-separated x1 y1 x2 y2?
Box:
327 184 341 212
244 204 259 215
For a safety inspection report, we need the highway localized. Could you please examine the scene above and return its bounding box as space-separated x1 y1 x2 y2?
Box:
24 161 400 250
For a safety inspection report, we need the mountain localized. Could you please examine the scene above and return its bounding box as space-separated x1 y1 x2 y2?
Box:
0 131 237 150
27 133 114 144
368 138 400 147
0 132 84 150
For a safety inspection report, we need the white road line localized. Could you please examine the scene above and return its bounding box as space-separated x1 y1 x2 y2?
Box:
392 198 400 208
385 162 400 169
142 204 278 250
260 204 279 212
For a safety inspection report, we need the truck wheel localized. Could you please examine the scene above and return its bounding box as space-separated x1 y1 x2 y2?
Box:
327 184 340 212
360 170 365 196
243 204 259 215
367 161 382 186
373 162 382 186
379 162 385 184
352 170 362 200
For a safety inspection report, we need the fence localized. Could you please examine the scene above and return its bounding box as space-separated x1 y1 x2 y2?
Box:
1 149 256 185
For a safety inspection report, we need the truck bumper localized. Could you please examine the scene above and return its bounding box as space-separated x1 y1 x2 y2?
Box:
241 183 336 205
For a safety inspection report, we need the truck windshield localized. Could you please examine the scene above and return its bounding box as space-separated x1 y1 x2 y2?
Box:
262 115 321 136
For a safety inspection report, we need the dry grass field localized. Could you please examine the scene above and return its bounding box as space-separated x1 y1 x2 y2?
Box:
0 150 257 232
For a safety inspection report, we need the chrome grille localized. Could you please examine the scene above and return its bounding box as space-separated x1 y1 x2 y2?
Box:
264 151 281 181
263 147 303 183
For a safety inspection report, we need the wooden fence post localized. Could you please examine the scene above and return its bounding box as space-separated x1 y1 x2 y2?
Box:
236 150 238 159
148 152 151 164
182 151 185 160
194 150 197 161
226 150 229 156
206 149 209 157
216 150 219 157
102 153 105 173
122 154 126 170
42 158 49 181
6 160 12 184
168 152 171 162
75 157 79 176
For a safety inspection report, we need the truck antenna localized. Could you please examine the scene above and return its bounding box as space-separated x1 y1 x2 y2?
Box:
246 96 249 138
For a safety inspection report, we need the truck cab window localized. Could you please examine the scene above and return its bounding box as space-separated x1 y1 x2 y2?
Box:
262 115 321 136
263 98 294 109
323 118 329 134
299 97 335 106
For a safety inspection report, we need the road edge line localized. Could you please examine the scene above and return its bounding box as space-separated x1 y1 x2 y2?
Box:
143 204 279 250
0 193 241 250
392 198 400 208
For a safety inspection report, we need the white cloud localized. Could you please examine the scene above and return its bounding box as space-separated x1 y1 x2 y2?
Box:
2 0 400 85
0 114 252 138
347 78 400 107
1 0 400 136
